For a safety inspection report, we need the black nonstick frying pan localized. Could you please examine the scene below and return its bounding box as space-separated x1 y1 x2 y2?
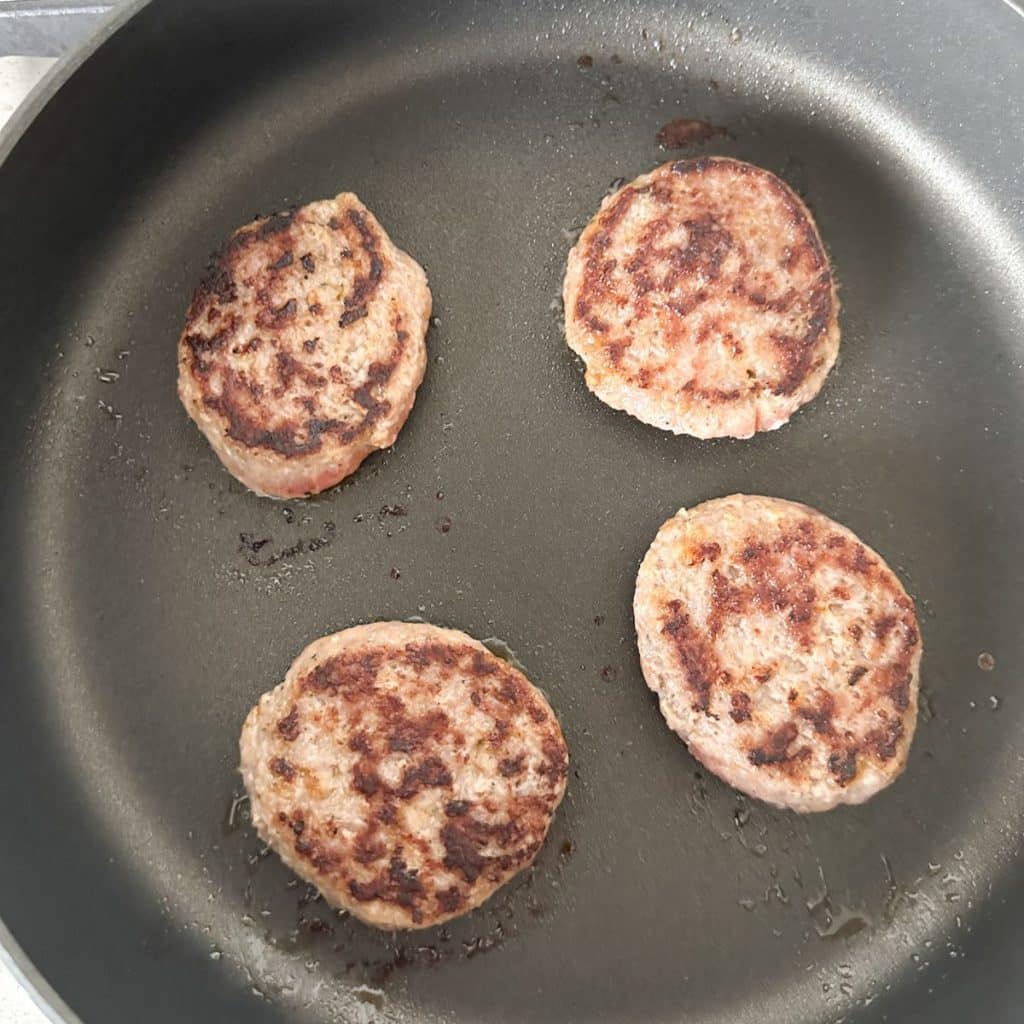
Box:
1 1 1022 1021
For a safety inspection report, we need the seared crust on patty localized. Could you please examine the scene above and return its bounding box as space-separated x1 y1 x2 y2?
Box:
239 622 569 929
634 496 921 812
178 194 431 498
563 158 839 438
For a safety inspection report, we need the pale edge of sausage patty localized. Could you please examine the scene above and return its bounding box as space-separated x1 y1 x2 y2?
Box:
178 194 431 498
563 158 840 439
634 495 921 812
239 622 569 929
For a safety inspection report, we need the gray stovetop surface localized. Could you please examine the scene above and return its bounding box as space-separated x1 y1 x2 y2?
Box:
1 6 117 1024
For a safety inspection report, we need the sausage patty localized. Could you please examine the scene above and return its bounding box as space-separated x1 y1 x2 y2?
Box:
634 495 921 812
563 158 839 438
178 194 431 498
239 622 569 929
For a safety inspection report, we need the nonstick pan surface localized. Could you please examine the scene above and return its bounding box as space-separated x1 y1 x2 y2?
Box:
1 1 1022 1022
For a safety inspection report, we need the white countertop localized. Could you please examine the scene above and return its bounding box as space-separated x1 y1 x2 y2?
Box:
0 954 49 1024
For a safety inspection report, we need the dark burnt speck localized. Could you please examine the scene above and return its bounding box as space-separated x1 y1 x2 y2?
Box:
657 117 729 149
339 307 368 328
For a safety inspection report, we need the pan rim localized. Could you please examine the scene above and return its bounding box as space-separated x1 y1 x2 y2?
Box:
0 0 149 166
1 1 1022 1022
0 917 80 1024
0 1 150 1018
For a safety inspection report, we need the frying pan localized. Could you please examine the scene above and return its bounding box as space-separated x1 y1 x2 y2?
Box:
1 1 1022 1021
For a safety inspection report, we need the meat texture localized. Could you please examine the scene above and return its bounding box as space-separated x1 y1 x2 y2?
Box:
634 495 921 811
240 622 569 929
178 194 431 497
564 158 839 438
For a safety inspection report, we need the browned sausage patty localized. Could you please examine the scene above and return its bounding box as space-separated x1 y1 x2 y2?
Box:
239 622 569 929
634 496 921 811
563 158 839 438
178 194 431 498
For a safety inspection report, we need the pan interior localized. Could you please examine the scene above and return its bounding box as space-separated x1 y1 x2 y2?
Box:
1 2 1022 1023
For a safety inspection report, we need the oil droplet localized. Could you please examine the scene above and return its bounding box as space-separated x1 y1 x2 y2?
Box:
918 686 937 721
97 399 122 425
224 792 250 834
481 637 530 675
806 892 870 939
977 652 995 671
